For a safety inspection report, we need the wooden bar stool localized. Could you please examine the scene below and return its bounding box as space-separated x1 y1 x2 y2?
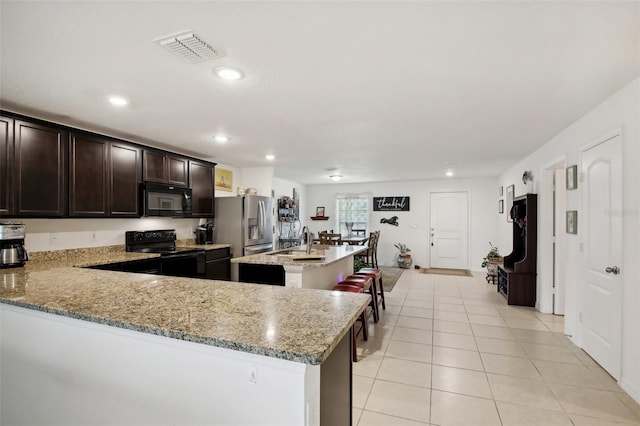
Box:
355 267 386 311
341 275 379 323
332 283 369 362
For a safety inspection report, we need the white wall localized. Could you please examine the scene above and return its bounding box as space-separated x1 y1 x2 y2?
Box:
498 77 640 402
240 167 275 197
305 178 498 270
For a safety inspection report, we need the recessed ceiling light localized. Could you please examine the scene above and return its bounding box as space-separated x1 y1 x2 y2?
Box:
108 96 128 106
213 135 229 143
214 66 244 81
445 170 454 177
330 174 343 182
265 154 275 161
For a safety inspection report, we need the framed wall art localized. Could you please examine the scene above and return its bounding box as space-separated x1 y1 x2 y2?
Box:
316 206 325 217
215 168 233 192
499 199 504 214
566 165 578 190
505 185 514 222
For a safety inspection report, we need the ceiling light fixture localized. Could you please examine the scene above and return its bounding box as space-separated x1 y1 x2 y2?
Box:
445 170 454 177
330 174 343 182
265 154 275 161
108 96 128 106
214 66 244 81
213 135 229 143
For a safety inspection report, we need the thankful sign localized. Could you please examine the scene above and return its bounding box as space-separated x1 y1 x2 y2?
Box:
373 196 410 212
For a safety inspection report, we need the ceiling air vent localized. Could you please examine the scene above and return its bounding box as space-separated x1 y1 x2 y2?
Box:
154 31 220 64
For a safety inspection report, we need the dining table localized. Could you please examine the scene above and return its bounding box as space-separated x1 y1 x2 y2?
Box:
313 235 369 246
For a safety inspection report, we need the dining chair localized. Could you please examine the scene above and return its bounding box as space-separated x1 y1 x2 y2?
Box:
319 232 342 245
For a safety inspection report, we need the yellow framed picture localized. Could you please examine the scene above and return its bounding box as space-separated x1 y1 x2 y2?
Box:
215 168 233 192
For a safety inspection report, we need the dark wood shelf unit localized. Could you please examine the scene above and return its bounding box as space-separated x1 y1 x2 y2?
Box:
497 193 537 306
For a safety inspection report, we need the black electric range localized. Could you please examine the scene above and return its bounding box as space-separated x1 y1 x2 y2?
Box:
125 230 206 278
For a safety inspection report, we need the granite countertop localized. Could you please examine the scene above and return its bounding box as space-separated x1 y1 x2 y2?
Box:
232 244 367 267
0 244 368 365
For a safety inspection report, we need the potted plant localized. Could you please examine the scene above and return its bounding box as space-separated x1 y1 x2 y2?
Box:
394 243 412 269
481 242 502 282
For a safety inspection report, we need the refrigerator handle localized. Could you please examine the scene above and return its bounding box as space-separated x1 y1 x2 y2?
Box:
258 201 264 239
261 201 266 238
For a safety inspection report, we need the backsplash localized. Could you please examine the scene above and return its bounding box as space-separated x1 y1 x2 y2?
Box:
19 218 204 252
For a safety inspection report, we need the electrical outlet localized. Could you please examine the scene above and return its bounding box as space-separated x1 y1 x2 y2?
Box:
49 233 58 244
90 231 96 242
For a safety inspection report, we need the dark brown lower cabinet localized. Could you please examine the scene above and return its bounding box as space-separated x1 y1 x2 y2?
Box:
205 248 231 280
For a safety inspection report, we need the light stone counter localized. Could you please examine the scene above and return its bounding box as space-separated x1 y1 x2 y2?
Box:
231 244 366 267
231 244 367 290
0 264 367 365
0 258 367 425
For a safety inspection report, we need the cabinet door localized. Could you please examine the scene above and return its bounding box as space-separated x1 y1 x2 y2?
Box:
142 150 167 183
206 259 231 281
69 132 108 216
0 116 13 215
110 142 141 217
189 160 214 217
14 120 67 216
168 156 188 186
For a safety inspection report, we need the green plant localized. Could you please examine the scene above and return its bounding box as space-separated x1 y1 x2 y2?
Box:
353 256 367 271
394 243 411 254
481 242 501 268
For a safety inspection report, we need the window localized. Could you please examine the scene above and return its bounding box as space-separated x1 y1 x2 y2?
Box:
336 193 369 236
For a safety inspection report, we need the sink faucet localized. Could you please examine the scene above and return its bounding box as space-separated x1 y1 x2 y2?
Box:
301 226 311 254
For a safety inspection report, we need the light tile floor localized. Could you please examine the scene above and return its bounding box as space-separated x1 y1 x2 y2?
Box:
352 269 640 426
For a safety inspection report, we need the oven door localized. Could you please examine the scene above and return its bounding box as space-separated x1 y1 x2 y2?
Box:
160 251 205 278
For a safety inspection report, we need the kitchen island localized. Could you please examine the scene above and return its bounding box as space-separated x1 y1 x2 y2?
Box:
231 244 367 289
0 257 368 425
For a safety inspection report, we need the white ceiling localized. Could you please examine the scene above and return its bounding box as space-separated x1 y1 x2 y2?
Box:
1 1 638 185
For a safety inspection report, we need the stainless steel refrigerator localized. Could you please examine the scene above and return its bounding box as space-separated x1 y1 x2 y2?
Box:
213 195 274 257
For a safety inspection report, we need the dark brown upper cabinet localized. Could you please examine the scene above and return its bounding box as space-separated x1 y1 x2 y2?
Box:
69 132 141 217
14 119 68 217
0 115 13 215
109 142 141 216
143 150 188 187
189 160 215 217
70 132 108 216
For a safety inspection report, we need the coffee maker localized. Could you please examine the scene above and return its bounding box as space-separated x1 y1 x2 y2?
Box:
0 223 29 268
196 221 214 245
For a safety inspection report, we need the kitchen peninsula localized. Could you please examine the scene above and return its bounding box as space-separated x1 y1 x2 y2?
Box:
0 254 369 425
232 244 367 289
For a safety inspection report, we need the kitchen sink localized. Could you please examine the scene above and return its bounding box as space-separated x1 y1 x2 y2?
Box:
268 248 328 256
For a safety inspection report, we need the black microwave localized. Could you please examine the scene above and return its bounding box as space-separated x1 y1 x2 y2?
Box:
143 183 192 217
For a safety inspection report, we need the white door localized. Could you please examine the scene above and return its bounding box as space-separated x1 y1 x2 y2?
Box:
581 133 623 379
429 192 469 269
553 167 566 315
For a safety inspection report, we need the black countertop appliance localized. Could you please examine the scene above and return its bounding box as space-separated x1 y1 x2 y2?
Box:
196 221 214 245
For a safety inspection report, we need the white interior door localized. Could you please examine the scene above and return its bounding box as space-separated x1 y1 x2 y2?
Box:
553 167 566 315
581 133 622 379
429 192 469 269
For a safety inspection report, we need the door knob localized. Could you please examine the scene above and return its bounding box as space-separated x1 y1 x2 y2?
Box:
605 266 620 275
